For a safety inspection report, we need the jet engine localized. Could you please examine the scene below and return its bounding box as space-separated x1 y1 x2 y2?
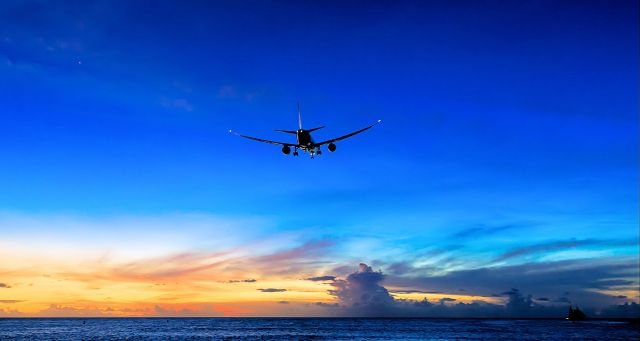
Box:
281 145 291 155
328 143 336 152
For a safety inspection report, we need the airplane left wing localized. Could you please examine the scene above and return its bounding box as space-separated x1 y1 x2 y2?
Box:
313 120 381 146
229 130 297 146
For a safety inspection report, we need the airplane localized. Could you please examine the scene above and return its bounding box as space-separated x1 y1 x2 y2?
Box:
229 104 381 158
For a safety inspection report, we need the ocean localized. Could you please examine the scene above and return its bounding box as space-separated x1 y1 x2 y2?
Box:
0 318 638 340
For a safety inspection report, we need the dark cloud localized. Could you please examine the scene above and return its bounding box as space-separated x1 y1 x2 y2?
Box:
0 283 10 288
325 263 501 317
319 262 639 318
257 288 286 293
386 261 414 275
227 279 257 283
553 297 571 304
314 302 340 308
598 302 640 318
391 290 442 294
0 300 24 303
277 301 289 304
386 258 639 310
304 276 336 282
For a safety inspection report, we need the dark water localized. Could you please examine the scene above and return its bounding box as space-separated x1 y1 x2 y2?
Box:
0 318 638 340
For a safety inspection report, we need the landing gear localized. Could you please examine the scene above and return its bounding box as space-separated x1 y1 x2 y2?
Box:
316 148 322 155
293 147 299 156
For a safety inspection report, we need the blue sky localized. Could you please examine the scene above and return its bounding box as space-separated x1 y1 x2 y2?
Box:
0 0 638 317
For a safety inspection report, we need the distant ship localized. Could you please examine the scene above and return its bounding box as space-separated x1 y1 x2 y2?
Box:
566 306 587 321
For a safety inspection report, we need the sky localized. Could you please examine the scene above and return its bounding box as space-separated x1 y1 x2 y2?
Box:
0 0 638 317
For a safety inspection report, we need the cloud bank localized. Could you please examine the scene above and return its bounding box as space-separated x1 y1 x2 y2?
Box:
321 263 639 318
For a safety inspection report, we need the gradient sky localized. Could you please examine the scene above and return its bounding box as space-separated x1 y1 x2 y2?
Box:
0 0 638 317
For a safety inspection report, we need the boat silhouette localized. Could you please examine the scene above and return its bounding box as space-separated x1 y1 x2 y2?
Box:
566 306 587 321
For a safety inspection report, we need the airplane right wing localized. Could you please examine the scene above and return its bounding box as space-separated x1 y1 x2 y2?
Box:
313 120 381 146
229 130 297 147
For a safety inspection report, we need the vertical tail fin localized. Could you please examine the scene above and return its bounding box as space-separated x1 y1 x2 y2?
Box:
297 102 302 130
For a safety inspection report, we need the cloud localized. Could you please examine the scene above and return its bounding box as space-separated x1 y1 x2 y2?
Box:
390 290 442 294
386 261 414 275
37 304 111 317
0 283 10 288
314 302 340 308
0 308 25 317
386 257 639 310
598 302 640 318
304 276 336 282
227 279 257 283
450 223 529 239
257 288 286 293
277 301 289 304
494 239 636 262
0 300 24 303
327 263 395 316
320 262 639 318
152 304 222 317
160 97 194 112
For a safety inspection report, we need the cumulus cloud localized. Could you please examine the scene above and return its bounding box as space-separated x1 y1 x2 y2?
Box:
329 263 394 316
257 288 286 293
325 263 504 317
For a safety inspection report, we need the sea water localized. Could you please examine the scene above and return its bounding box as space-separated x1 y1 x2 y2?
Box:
0 318 638 340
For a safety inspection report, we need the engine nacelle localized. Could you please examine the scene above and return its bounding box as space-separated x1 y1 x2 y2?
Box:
281 145 291 155
328 143 336 152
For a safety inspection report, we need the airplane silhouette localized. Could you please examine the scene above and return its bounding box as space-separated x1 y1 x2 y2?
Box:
230 104 381 158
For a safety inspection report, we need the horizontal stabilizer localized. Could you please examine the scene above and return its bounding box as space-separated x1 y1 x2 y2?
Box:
307 126 326 133
274 129 298 134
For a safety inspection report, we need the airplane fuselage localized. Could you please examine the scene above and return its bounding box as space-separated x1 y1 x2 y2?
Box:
296 129 315 149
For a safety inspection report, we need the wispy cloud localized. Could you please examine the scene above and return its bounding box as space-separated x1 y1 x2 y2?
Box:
493 239 636 262
257 288 286 293
304 276 336 282
227 279 257 283
449 222 532 239
160 97 194 112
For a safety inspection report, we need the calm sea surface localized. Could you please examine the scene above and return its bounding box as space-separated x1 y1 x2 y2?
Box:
0 318 638 340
